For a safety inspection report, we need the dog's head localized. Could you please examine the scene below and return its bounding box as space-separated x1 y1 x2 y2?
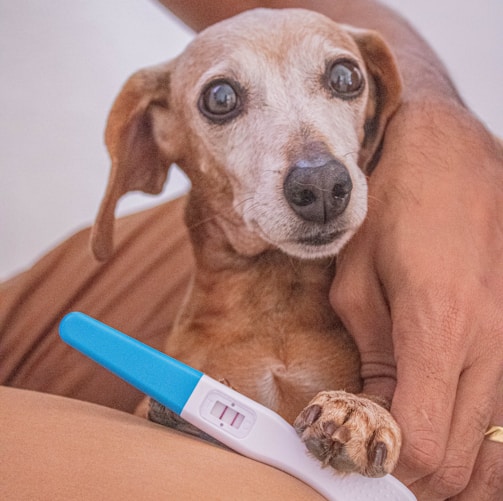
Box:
92 8 401 261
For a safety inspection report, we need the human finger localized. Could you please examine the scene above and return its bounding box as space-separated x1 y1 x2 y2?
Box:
410 362 500 499
330 235 395 400
390 305 464 488
453 386 503 501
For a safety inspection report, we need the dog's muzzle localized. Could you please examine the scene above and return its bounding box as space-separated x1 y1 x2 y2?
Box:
283 159 352 224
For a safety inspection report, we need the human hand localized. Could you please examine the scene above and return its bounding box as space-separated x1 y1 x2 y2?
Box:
330 99 503 500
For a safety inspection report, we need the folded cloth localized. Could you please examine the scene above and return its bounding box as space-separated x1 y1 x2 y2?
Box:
0 196 193 412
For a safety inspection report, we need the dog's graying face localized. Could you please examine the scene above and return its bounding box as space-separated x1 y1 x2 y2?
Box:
92 9 402 261
183 11 371 259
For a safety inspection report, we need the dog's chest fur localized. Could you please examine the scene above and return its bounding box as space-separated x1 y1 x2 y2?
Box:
164 209 362 423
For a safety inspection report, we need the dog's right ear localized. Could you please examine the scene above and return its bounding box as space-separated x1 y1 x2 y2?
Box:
91 63 178 261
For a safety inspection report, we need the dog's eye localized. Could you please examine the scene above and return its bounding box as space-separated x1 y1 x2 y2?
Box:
328 60 364 98
199 80 240 121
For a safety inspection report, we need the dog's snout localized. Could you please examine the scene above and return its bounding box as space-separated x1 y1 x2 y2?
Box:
283 159 352 224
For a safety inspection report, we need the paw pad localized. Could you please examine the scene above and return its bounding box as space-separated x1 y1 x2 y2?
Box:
294 391 401 477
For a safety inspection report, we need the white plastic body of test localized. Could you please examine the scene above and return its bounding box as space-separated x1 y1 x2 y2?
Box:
182 375 416 501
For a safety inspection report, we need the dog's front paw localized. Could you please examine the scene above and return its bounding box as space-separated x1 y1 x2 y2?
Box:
293 391 401 477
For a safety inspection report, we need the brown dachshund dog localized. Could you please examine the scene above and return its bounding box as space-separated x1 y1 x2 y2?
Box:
91 8 402 477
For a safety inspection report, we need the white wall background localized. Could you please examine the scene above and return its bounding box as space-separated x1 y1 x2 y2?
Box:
1 0 502 280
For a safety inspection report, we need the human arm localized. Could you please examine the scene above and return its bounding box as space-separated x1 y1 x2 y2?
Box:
331 100 503 500
157 1 503 499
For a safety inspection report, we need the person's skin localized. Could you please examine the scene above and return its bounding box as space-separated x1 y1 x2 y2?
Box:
157 1 503 499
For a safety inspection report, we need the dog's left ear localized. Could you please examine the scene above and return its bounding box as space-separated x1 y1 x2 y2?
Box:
91 62 179 261
347 27 402 171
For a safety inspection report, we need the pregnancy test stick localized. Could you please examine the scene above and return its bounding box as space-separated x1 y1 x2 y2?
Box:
59 312 415 501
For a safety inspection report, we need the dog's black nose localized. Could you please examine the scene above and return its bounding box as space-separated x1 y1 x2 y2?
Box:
283 159 352 224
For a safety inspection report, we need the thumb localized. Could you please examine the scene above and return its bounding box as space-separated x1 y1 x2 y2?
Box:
330 251 396 402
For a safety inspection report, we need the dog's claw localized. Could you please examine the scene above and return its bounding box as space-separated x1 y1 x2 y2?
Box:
369 441 388 469
304 404 322 425
295 404 322 433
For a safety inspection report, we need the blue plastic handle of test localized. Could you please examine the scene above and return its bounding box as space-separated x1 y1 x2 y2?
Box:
59 312 203 415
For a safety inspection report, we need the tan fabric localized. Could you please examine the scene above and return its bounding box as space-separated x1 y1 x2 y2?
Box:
0 196 192 413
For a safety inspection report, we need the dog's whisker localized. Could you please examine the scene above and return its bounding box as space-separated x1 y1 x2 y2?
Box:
187 196 266 231
286 254 301 273
367 194 386 206
341 150 359 159
263 168 283 175
186 213 220 231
